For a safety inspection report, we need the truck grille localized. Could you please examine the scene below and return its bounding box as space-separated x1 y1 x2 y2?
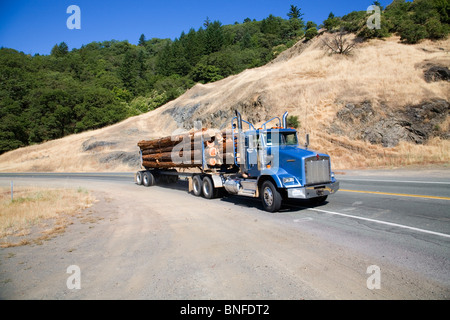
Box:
305 156 331 185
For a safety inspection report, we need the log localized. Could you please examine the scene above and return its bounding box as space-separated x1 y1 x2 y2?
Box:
139 129 240 169
142 150 202 162
141 141 209 155
138 129 233 150
142 161 201 169
138 129 215 149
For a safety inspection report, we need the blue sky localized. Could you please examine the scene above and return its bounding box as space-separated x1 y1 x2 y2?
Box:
0 0 394 55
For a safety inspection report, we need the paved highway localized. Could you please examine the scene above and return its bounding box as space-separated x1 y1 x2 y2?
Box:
0 170 449 299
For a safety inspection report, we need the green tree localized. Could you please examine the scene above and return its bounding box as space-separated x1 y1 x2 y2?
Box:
433 0 450 24
138 34 146 46
192 63 223 83
119 49 139 92
287 5 303 20
51 42 69 57
323 12 340 31
204 16 211 28
305 27 318 41
373 1 383 11
305 21 318 30
205 21 224 54
399 20 428 44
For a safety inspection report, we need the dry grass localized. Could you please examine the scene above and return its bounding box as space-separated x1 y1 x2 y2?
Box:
0 186 95 247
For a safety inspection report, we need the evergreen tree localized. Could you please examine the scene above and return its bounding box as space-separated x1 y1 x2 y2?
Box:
138 34 146 46
286 5 305 37
205 21 224 54
119 49 139 93
204 16 211 28
323 12 340 31
306 21 318 30
287 5 303 20
51 42 69 57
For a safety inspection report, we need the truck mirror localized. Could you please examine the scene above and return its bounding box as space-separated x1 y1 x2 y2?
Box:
305 134 310 149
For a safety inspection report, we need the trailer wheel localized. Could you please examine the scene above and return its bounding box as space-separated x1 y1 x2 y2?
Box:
143 171 155 187
192 175 203 196
261 180 282 212
136 171 143 185
202 176 219 199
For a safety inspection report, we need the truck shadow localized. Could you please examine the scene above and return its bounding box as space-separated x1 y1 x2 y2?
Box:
150 180 328 213
219 195 328 213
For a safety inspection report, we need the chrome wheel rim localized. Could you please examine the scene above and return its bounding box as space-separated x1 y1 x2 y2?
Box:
263 187 273 207
203 182 210 197
193 179 200 194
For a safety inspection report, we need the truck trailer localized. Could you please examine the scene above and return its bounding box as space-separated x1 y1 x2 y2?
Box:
135 111 339 212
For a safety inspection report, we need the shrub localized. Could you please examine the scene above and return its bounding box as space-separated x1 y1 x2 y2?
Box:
287 115 300 129
399 20 428 44
305 27 318 41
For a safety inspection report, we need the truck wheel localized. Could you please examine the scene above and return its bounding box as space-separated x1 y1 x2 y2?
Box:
192 175 203 197
202 176 219 199
143 171 155 187
261 180 282 212
136 171 143 185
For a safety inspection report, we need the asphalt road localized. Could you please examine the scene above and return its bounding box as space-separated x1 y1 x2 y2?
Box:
0 170 449 300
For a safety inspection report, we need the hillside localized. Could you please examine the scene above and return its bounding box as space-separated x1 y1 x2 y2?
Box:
0 33 448 172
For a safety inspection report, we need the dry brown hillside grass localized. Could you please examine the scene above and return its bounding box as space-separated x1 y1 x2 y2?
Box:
0 33 448 172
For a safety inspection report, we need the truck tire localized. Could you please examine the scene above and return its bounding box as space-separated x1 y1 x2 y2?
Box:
143 171 155 187
136 171 143 185
261 180 282 212
192 175 203 197
202 176 219 199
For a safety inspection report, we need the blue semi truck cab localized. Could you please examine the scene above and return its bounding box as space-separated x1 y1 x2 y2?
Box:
218 111 339 211
136 110 339 212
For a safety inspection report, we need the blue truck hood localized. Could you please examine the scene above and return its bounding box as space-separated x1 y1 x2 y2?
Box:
263 145 329 187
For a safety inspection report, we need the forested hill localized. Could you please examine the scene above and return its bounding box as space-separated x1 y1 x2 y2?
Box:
0 12 308 155
1 0 448 155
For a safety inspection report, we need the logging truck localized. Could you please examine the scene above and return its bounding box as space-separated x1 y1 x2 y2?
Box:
135 111 339 212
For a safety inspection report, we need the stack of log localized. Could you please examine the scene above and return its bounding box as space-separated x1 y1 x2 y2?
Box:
137 129 238 169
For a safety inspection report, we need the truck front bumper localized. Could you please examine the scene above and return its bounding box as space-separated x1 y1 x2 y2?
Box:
287 181 340 199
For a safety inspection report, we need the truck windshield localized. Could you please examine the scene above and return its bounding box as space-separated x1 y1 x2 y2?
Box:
264 131 298 146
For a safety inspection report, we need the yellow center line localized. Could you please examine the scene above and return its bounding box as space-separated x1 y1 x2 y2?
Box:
340 189 450 201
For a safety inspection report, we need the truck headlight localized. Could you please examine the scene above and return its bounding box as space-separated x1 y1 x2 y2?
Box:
283 177 295 184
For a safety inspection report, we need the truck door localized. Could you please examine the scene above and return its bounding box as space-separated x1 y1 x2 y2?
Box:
247 133 260 177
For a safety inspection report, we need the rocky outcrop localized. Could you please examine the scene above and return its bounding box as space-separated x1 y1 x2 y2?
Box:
424 65 450 83
99 151 140 167
330 100 449 148
162 94 273 130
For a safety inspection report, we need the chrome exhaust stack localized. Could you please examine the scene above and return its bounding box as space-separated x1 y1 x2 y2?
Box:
235 111 247 174
282 112 288 129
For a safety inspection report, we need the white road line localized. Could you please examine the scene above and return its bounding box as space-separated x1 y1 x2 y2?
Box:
338 178 450 185
308 207 450 239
